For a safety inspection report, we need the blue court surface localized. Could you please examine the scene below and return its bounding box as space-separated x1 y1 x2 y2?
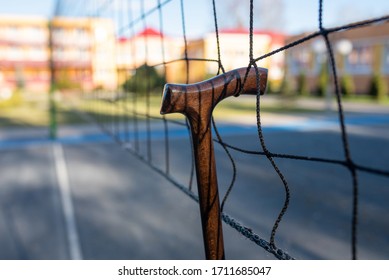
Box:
0 112 388 260
0 112 388 149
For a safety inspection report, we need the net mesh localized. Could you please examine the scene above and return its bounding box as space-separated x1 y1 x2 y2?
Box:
57 0 389 260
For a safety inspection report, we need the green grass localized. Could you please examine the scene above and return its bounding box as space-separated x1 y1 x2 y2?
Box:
216 97 321 116
342 94 389 105
75 95 317 123
0 93 86 128
0 91 387 129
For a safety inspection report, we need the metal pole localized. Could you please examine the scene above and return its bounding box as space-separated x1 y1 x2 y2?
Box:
48 0 61 140
48 21 57 140
160 67 268 259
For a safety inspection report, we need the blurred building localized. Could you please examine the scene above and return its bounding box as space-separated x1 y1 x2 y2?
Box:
202 29 285 87
117 27 183 86
51 17 93 91
0 16 50 94
0 15 117 94
52 17 117 91
0 17 287 94
117 27 286 86
285 20 389 95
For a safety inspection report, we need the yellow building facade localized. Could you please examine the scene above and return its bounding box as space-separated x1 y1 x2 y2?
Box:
0 16 286 95
0 15 118 94
204 29 285 87
285 21 389 95
116 27 184 86
0 16 50 94
52 17 117 91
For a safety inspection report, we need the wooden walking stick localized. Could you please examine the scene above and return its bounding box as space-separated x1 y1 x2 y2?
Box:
160 67 268 259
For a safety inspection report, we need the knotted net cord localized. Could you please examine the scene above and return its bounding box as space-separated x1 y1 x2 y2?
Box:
61 0 389 260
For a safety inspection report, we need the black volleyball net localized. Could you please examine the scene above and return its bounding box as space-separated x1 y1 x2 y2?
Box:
54 0 389 259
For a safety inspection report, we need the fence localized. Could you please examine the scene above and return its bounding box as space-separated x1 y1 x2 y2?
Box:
53 0 389 259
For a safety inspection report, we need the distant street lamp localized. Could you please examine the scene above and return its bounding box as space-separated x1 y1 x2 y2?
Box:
336 39 353 56
336 39 353 75
311 39 353 112
312 39 326 56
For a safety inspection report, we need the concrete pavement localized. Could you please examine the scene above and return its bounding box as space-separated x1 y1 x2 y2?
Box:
0 106 388 259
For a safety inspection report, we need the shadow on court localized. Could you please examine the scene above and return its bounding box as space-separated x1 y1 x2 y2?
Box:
0 116 388 260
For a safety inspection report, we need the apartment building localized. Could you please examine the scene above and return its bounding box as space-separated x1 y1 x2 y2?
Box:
116 27 184 85
203 29 285 87
3 14 387 98
52 17 117 91
0 16 50 94
285 20 389 94
51 17 93 91
117 27 285 85
0 15 118 94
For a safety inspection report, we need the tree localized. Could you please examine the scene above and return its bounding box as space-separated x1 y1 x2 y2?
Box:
340 74 355 97
316 62 328 97
297 72 309 96
369 72 388 102
122 64 166 95
279 74 292 95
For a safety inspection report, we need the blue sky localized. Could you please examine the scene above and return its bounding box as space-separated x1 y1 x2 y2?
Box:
0 0 387 36
0 0 54 16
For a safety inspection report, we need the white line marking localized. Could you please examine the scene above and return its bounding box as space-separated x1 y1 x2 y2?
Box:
53 143 83 260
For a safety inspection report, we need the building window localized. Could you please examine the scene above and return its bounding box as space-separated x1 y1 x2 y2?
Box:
312 53 327 75
5 25 17 39
382 42 389 74
8 46 23 61
22 27 46 43
288 48 311 75
53 28 65 43
345 44 372 75
53 47 65 61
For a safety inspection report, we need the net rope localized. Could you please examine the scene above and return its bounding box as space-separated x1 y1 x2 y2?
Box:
58 0 389 260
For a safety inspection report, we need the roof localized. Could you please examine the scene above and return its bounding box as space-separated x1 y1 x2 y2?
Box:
137 27 164 37
218 28 285 43
118 27 165 42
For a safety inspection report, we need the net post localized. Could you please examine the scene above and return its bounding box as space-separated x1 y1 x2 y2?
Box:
48 19 57 140
160 67 268 259
48 0 61 140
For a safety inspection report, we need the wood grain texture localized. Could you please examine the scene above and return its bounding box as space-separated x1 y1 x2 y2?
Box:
160 67 268 259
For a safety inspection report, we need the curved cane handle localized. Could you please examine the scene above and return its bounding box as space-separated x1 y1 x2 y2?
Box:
161 67 267 128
